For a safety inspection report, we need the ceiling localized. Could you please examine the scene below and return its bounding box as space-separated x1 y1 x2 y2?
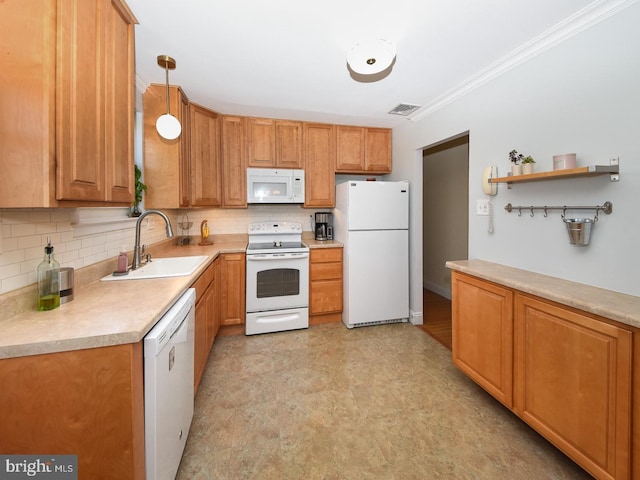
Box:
128 0 596 128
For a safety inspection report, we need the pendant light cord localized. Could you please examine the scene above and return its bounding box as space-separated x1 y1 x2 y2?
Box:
165 65 171 115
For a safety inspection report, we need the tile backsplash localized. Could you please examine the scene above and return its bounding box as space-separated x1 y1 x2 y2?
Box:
0 205 324 295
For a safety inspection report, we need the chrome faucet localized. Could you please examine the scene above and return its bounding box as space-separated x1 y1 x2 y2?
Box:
132 210 174 270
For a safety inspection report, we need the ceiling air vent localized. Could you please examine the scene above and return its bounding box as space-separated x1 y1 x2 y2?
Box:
388 103 421 116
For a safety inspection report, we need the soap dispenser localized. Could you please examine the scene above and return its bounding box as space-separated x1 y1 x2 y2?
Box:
37 237 60 311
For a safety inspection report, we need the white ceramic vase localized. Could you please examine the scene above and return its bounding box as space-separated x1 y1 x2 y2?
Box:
522 163 534 175
512 164 523 176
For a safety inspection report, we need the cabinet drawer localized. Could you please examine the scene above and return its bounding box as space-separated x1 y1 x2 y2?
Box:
310 248 342 263
311 262 342 281
191 263 214 302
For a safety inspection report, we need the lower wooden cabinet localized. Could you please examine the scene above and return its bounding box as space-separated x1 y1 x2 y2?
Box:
309 248 343 324
219 253 246 326
451 272 513 407
451 271 632 480
192 260 216 392
0 343 145 479
514 293 632 480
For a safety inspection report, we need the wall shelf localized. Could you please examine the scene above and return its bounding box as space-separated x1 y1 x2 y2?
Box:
490 162 619 184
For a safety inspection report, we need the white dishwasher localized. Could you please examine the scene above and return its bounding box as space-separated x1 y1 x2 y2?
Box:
144 288 195 480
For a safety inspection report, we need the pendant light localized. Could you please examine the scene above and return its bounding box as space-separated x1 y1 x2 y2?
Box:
155 55 182 140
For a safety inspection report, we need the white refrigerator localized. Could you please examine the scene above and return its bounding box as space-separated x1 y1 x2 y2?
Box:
334 180 409 328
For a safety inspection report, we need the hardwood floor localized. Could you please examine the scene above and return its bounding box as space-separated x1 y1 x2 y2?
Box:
419 288 452 350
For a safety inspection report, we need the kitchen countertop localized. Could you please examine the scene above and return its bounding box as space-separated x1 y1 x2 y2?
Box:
303 235 343 249
0 238 247 360
446 259 640 329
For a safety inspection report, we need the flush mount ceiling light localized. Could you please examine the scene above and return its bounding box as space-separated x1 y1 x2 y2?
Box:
347 39 396 75
155 55 182 140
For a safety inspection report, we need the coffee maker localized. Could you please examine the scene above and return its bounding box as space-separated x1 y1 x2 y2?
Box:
314 212 333 241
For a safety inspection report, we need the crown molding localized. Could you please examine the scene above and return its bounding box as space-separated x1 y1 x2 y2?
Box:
408 0 639 123
135 72 150 94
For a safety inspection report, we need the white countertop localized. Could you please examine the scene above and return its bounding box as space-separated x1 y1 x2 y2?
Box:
446 259 640 329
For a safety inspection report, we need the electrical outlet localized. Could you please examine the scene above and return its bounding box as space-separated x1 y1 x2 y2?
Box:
477 199 490 216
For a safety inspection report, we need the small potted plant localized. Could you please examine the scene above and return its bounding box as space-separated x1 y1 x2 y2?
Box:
130 165 147 217
521 155 536 174
509 149 523 176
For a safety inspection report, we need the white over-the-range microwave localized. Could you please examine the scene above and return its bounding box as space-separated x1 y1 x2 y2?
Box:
246 168 305 204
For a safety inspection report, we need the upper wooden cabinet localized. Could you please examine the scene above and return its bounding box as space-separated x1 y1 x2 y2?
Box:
336 125 391 174
0 0 136 208
143 84 191 208
304 123 336 208
145 89 223 208
247 117 303 168
221 115 248 207
275 120 304 169
190 103 222 207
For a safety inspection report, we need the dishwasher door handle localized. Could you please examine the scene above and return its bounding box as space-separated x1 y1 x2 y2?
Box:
171 314 189 344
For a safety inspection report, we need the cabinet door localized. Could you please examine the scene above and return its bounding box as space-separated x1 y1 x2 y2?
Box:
275 120 303 168
365 128 391 173
56 0 105 201
451 272 514 407
0 0 56 208
190 103 222 206
0 343 145 479
514 294 631 480
194 290 209 392
221 115 247 207
220 253 246 326
336 125 365 172
143 85 190 208
304 123 336 207
179 94 191 207
247 117 276 167
104 0 135 203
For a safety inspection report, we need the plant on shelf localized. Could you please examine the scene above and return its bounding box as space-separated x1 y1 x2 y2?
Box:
521 155 536 174
131 165 147 217
509 150 536 175
509 149 524 165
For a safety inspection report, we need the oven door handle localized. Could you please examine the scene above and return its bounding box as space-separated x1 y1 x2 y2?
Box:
247 253 309 260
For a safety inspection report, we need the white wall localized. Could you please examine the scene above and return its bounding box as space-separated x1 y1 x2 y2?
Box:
389 4 640 317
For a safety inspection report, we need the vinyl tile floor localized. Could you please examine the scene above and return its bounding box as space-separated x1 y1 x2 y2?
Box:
177 322 592 480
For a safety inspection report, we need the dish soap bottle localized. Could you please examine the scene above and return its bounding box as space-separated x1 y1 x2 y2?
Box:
37 237 60 311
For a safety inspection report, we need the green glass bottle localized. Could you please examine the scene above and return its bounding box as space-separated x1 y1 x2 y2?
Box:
37 238 60 311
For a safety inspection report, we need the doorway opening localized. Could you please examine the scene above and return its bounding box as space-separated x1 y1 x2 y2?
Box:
419 132 469 350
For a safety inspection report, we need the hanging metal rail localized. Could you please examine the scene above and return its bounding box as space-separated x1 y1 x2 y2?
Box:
504 201 613 218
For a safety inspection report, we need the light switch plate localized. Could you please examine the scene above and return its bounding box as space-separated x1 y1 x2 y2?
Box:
477 199 490 216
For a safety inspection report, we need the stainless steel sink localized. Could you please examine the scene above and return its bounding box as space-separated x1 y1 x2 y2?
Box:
100 255 209 281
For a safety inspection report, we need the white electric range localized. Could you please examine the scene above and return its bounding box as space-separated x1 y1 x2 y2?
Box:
245 221 310 335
